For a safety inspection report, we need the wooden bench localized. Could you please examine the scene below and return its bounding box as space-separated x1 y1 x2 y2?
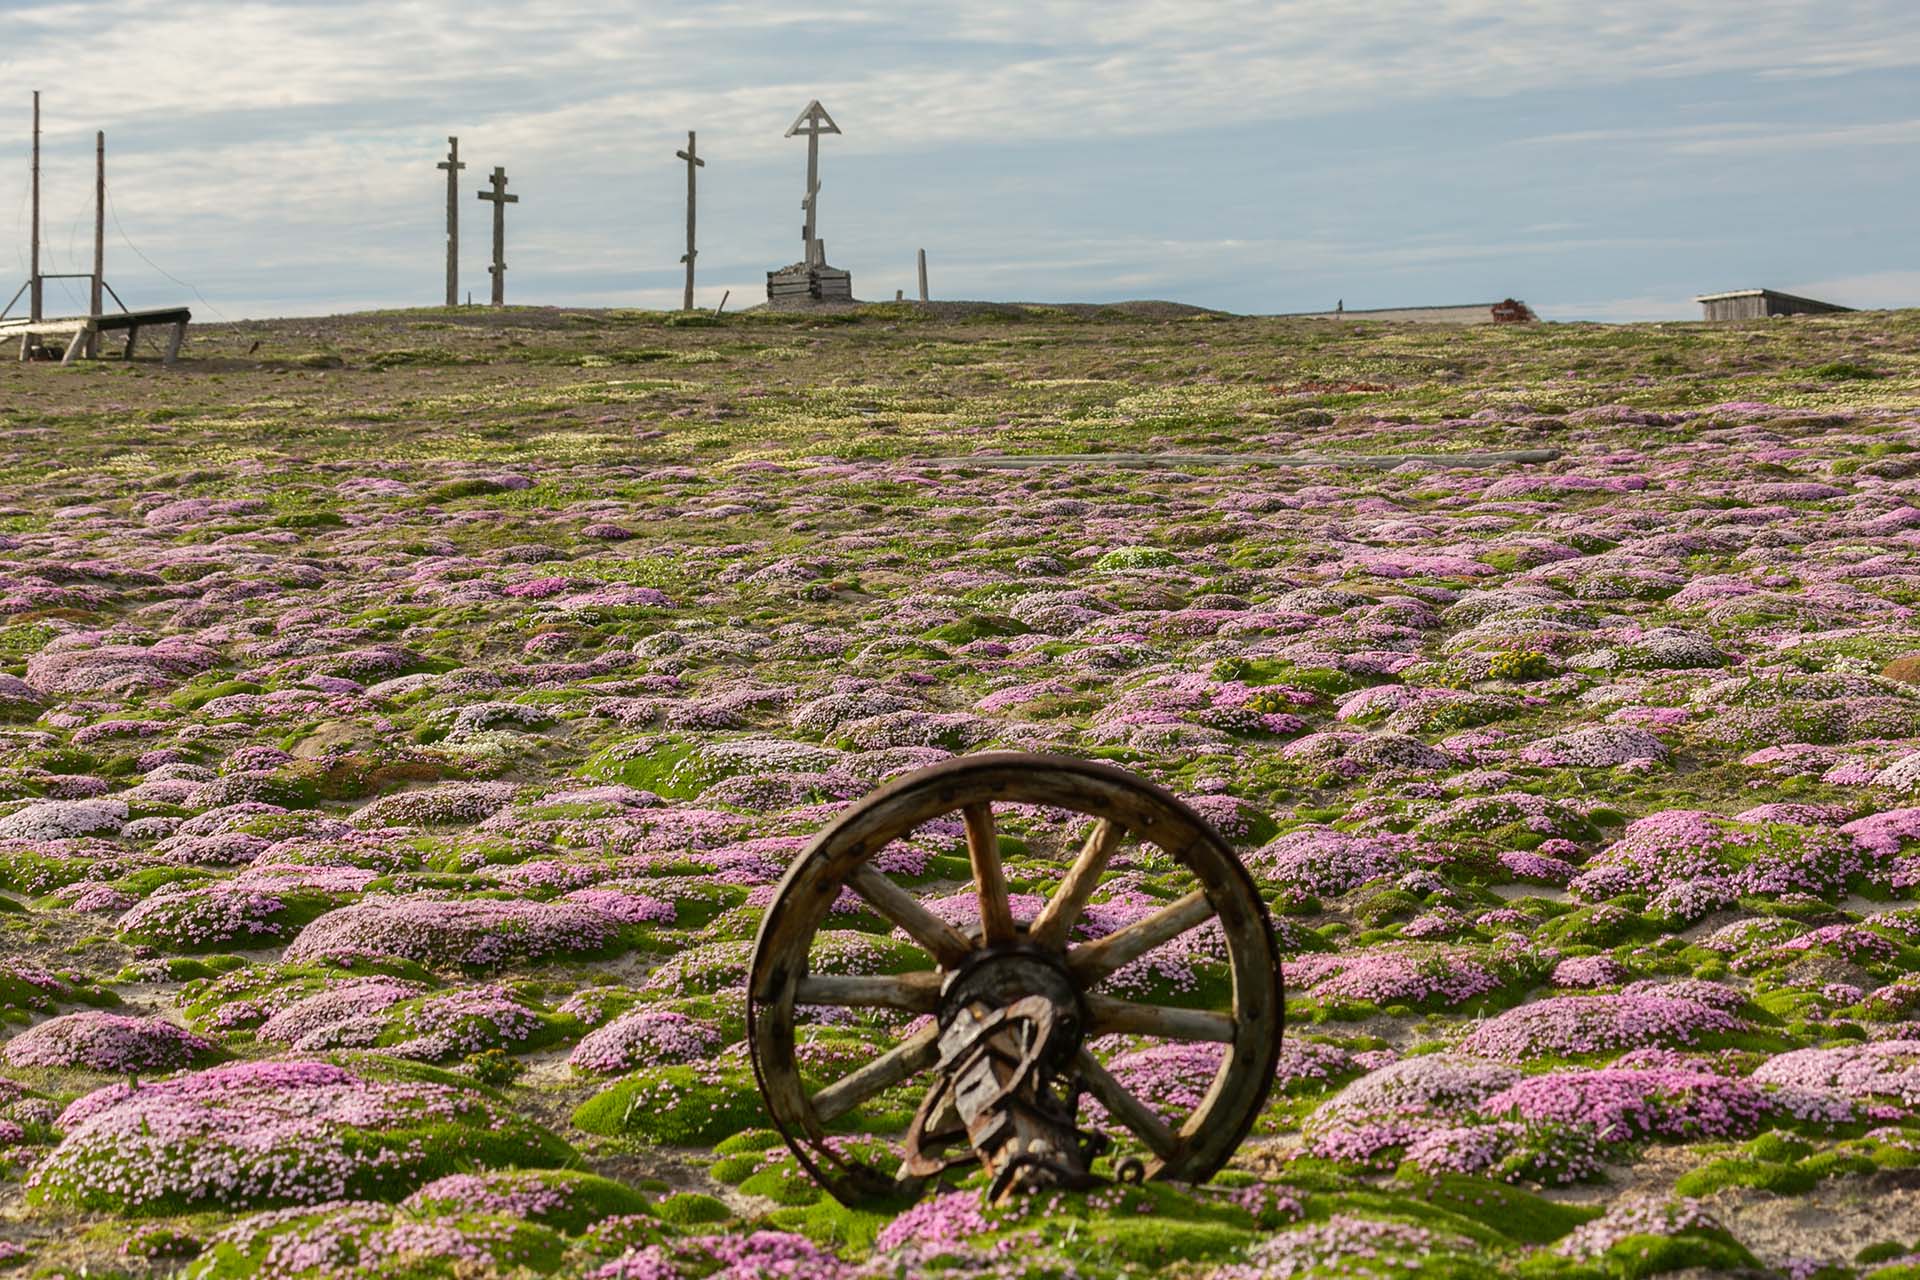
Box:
1 306 191 366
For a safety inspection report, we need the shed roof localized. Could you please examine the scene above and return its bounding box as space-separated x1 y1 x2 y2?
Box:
1693 288 1852 310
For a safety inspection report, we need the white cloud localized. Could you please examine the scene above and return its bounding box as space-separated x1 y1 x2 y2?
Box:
1517 119 1920 156
1 1 1913 316
8 1 1918 147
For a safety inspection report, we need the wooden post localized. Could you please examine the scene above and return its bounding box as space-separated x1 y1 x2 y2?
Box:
88 131 104 357
917 248 928 303
437 137 464 307
29 92 42 324
476 166 517 307
675 131 704 311
804 127 819 264
785 101 840 268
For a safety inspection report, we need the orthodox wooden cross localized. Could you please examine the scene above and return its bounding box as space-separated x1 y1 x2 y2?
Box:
437 137 465 307
785 100 840 267
476 165 518 307
676 131 704 311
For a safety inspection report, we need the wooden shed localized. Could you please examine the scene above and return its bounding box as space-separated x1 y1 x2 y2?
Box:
1694 289 1853 321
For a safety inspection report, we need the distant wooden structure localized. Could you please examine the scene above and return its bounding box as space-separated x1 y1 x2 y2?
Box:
1694 289 1853 321
4 308 191 365
476 166 518 307
3 95 191 364
677 131 705 312
437 137 465 307
767 101 853 304
1282 299 1537 325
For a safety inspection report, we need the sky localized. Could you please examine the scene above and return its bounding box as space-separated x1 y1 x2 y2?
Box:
1 0 1917 322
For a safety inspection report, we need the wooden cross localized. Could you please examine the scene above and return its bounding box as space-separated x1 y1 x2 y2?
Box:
676 131 705 312
785 100 840 267
476 165 518 307
437 137 465 307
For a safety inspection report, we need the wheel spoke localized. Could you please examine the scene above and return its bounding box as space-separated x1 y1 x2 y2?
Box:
1075 1047 1179 1161
964 802 1015 946
812 1022 942 1123
1066 888 1213 986
795 971 942 1014
1028 817 1124 950
847 864 973 968
1086 994 1235 1042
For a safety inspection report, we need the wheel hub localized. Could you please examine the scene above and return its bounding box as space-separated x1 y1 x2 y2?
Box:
939 946 1087 1062
902 945 1103 1202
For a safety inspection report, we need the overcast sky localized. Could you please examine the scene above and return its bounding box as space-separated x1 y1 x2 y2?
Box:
3 1 1916 321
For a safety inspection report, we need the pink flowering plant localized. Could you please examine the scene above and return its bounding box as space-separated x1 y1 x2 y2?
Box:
3 308 1920 1275
26 1060 572 1214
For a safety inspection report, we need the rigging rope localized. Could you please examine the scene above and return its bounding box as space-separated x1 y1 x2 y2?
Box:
104 179 230 324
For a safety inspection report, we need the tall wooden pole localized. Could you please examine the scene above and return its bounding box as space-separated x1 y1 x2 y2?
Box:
29 92 42 323
476 166 517 307
676 131 704 312
88 131 104 355
803 126 819 265
437 137 464 307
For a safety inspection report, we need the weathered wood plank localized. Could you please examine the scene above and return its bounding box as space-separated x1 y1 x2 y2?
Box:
794 971 941 1013
964 803 1015 946
1076 1048 1179 1160
847 864 973 967
812 1022 939 1123
1066 889 1213 986
1028 818 1124 950
1086 994 1235 1042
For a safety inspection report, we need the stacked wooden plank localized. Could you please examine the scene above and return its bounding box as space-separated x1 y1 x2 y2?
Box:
766 262 852 303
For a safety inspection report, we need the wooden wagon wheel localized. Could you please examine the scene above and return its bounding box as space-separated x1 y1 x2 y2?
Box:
747 752 1285 1207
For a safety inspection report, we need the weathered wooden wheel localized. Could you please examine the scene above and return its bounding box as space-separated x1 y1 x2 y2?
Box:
747 752 1285 1207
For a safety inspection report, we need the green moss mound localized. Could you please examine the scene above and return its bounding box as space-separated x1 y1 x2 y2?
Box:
1596 1229 1757 1279
571 1063 767 1144
652 1192 732 1226
424 477 510 503
1395 1172 1602 1245
583 736 841 800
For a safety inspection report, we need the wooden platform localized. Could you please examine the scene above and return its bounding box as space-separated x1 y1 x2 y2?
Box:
1 306 191 365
